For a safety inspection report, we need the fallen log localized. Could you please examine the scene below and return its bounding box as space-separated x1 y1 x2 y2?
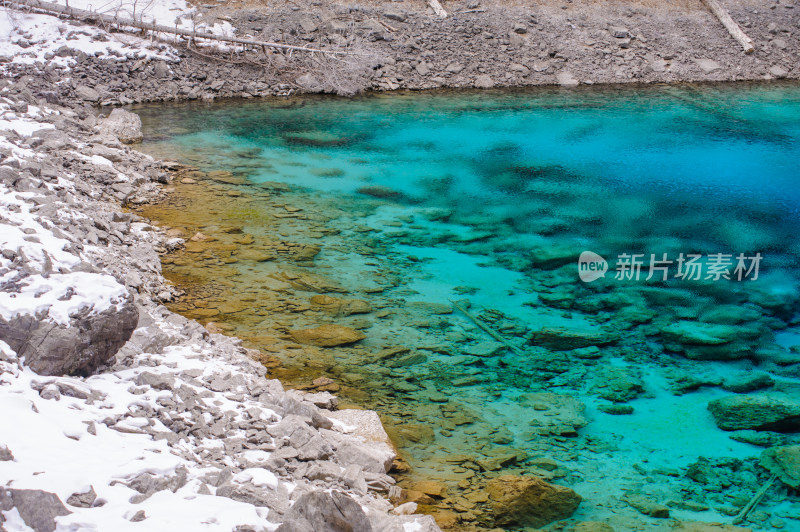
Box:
450 299 524 355
2 0 352 55
700 0 755 54
732 473 776 525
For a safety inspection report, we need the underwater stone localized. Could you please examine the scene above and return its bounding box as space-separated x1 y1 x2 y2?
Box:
288 325 366 347
624 493 669 518
591 366 644 403
523 392 588 436
661 321 737 346
708 394 800 432
310 295 371 316
529 325 616 351
722 372 774 393
486 475 581 528
598 404 634 415
760 445 800 489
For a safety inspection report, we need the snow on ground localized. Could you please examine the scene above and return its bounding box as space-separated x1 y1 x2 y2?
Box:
0 0 235 69
0 6 178 67
0 99 133 330
0 339 282 531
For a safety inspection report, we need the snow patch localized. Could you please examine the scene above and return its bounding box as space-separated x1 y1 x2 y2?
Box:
0 272 128 325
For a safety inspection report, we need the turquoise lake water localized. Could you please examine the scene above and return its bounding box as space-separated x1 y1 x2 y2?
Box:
137 83 800 530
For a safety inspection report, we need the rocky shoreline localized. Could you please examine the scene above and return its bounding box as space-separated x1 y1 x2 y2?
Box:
3 0 799 102
0 82 441 530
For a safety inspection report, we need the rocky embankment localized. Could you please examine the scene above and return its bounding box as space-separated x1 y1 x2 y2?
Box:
0 80 441 531
3 0 800 101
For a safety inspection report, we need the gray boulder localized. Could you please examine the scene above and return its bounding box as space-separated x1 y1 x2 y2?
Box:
708 394 800 432
0 296 139 376
98 108 143 144
75 85 100 102
276 491 373 532
0 489 71 532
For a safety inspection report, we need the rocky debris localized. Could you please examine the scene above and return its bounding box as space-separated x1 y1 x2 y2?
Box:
0 489 71 532
289 324 366 347
97 108 143 144
486 474 581 528
708 394 800 432
0 296 139 376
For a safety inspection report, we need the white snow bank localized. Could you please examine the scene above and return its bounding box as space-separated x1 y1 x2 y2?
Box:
0 6 177 67
0 0 236 69
0 341 284 532
0 272 129 325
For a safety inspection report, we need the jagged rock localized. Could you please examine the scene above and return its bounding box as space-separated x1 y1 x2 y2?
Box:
135 371 175 391
708 394 800 432
325 409 396 473
288 325 366 347
268 415 333 460
0 296 139 376
216 483 291 515
0 489 71 532
66 486 97 508
486 475 581 528
75 85 100 102
98 108 143 144
276 491 373 532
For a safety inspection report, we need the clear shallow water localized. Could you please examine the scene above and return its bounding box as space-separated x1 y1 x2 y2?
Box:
136 84 800 530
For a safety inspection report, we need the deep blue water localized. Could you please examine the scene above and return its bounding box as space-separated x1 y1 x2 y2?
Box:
136 83 800 529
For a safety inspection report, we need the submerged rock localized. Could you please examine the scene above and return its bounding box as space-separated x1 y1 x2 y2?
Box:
707 394 800 432
529 325 616 351
624 493 669 518
760 445 800 489
722 373 775 393
523 392 588 436
486 474 581 528
591 366 644 403
288 324 366 347
309 295 372 316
